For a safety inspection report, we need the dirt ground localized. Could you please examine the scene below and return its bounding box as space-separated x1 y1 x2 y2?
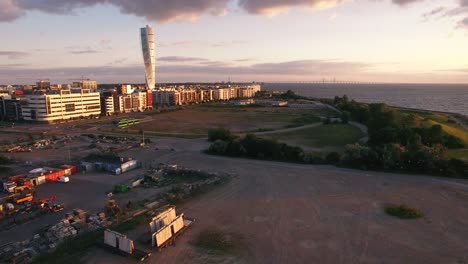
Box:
84 138 468 264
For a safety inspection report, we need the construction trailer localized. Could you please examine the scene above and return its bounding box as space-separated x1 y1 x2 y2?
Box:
150 206 195 250
101 229 151 262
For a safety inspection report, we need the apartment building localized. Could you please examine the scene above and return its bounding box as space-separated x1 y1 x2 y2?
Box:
22 89 101 122
0 95 23 121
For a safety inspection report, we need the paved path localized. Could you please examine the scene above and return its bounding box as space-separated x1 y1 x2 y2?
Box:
252 123 322 136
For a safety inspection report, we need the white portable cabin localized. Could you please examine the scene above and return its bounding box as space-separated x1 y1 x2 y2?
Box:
104 230 135 254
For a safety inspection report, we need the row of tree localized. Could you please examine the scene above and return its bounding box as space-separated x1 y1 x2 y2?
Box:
332 95 467 177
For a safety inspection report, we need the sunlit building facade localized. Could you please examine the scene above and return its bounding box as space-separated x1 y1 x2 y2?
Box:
140 25 156 89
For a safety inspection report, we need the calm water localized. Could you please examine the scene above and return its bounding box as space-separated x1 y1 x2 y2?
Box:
262 83 468 116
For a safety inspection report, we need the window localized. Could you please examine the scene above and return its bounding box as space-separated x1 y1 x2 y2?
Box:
65 103 75 112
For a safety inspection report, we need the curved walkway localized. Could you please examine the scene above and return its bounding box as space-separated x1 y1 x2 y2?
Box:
252 123 322 136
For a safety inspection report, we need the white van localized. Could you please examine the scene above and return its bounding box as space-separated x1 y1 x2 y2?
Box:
57 176 70 183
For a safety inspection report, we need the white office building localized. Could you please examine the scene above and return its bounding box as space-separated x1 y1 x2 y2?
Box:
22 89 101 122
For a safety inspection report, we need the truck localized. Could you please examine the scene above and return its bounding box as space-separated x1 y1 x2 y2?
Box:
3 182 17 193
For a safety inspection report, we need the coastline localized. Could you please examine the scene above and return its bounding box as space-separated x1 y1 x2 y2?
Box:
391 106 468 130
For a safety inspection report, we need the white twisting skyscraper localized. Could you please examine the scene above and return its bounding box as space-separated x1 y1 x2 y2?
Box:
140 25 156 89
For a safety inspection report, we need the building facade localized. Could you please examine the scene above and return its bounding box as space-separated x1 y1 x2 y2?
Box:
72 80 97 90
0 95 23 121
22 89 101 122
141 25 156 89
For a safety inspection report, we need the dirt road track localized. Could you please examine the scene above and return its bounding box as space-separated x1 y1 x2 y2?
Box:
87 142 468 264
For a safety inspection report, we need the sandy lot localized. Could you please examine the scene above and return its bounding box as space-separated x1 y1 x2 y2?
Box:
85 138 468 264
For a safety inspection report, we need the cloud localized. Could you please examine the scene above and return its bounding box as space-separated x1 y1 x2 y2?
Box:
419 1 468 30
1 0 230 22
211 41 247 47
1 59 467 83
0 63 28 67
70 49 101 54
0 59 370 83
158 56 208 62
238 0 342 16
421 6 446 21
0 0 24 22
0 0 435 23
234 58 256 62
0 51 29 59
391 0 423 6
457 17 468 28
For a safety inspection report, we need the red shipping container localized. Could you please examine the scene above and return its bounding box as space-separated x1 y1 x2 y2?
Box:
9 175 27 184
61 165 77 175
45 169 65 182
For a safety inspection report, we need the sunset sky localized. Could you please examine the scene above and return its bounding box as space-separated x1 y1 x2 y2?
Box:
0 0 467 84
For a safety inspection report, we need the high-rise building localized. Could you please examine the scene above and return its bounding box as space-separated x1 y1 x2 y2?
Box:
140 25 156 89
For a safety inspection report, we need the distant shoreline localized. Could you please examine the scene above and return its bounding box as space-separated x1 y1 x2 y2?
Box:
391 106 468 129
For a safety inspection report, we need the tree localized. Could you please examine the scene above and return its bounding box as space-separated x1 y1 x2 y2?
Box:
341 111 350 124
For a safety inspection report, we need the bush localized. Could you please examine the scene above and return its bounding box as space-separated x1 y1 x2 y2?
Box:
385 204 423 219
326 152 341 164
208 128 235 142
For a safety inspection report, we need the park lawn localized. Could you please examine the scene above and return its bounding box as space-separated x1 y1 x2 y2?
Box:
132 106 321 135
448 149 468 161
423 120 468 145
265 124 365 151
397 110 468 144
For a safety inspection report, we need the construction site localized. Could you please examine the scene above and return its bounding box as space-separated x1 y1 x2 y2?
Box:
0 104 467 263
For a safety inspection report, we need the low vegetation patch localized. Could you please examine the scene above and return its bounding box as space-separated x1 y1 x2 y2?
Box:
268 124 364 149
208 127 236 142
33 229 104 264
286 113 321 128
194 229 247 255
385 204 424 219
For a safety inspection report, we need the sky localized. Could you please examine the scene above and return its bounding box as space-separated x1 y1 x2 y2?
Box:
0 0 467 84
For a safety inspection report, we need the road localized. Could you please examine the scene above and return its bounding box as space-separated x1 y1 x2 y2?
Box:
86 138 468 264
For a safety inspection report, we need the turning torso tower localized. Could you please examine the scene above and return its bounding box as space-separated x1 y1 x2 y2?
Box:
140 25 156 89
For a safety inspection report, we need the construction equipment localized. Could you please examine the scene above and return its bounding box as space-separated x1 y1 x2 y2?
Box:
9 186 35 204
113 184 128 194
105 199 122 218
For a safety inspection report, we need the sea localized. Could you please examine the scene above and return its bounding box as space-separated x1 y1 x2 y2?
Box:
262 83 468 116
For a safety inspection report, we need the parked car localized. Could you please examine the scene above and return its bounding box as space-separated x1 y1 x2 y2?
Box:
57 177 70 183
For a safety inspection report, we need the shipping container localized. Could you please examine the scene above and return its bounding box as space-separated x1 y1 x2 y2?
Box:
121 160 138 169
61 165 77 175
113 168 122 175
9 175 27 184
121 161 139 173
45 169 66 182
37 176 46 185
81 162 95 172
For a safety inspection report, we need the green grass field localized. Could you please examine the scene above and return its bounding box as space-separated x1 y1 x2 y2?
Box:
265 123 365 151
448 149 468 161
397 110 468 145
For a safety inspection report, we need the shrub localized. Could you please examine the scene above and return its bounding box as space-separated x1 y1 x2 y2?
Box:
326 152 341 164
385 204 423 219
208 128 235 142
